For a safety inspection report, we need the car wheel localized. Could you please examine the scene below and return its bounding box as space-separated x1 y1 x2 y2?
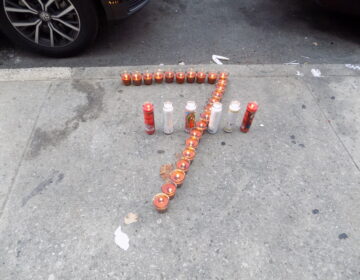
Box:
0 0 99 57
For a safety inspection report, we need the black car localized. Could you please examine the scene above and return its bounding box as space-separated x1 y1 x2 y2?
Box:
0 0 149 57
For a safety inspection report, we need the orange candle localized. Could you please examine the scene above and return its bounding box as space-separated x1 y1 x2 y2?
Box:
153 193 170 213
212 91 223 99
143 71 153 85
132 72 142 86
209 97 221 105
219 71 229 80
204 104 213 112
186 70 196 83
217 79 227 88
170 169 186 186
154 70 164 83
196 71 206 83
182 147 196 162
121 71 132 86
207 72 218 84
186 137 199 149
161 183 177 199
196 120 208 131
200 111 211 123
176 159 191 173
165 71 175 83
176 72 185 84
189 128 203 139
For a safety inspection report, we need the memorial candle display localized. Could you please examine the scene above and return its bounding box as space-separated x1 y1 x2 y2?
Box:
143 102 155 135
132 72 142 86
208 102 223 134
185 137 199 149
161 183 177 199
196 120 208 131
224 100 241 133
219 71 229 80
184 101 197 133
212 90 223 100
196 71 206 83
121 71 132 86
189 128 203 140
170 169 186 187
200 111 211 123
186 69 196 83
176 159 191 173
207 72 218 84
153 193 170 213
165 71 175 83
143 71 153 85
182 148 196 162
240 102 259 133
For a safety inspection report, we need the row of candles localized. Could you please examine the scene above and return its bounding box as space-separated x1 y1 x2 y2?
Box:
121 70 226 86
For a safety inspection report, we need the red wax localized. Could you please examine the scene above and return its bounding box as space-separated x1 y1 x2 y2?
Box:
196 120 208 131
176 72 185 84
207 72 218 84
185 137 199 149
217 79 227 88
121 72 132 86
165 71 175 83
143 72 153 85
176 159 191 173
240 102 259 133
153 193 170 212
200 111 211 123
161 183 177 199
186 70 196 83
196 71 206 83
154 71 164 83
219 71 229 80
170 169 186 186
189 128 203 139
182 148 196 162
143 102 155 135
132 72 142 86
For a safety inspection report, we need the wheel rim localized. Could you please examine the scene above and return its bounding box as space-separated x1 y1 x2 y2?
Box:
3 0 81 48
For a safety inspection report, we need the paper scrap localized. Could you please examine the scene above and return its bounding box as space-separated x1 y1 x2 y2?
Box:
124 213 138 225
114 226 129 251
311 69 322 77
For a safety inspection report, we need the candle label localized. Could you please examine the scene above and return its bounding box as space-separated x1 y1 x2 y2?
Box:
185 112 196 133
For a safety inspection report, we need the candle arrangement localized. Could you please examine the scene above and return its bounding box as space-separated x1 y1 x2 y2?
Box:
120 70 259 213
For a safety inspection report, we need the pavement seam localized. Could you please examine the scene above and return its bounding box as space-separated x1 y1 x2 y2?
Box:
303 81 360 173
0 82 53 221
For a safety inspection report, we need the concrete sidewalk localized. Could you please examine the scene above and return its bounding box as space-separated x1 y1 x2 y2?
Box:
0 65 359 280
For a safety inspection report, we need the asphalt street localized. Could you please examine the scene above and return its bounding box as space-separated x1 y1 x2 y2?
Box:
1 0 360 68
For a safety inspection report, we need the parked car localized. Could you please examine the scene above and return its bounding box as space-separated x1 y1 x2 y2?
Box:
314 0 360 16
0 0 149 57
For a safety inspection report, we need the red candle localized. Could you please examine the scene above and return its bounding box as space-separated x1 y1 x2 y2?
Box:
240 102 259 133
189 128 203 139
212 91 223 99
182 148 196 162
143 72 153 85
176 72 185 84
165 71 175 83
200 111 211 123
186 70 196 83
170 169 186 186
154 70 164 83
132 72 142 86
196 120 208 131
208 97 221 106
153 193 170 213
219 71 229 80
176 159 191 173
196 71 206 83
207 72 218 84
217 79 227 88
121 71 132 86
185 137 199 149
204 104 213 112
143 102 155 135
161 183 177 199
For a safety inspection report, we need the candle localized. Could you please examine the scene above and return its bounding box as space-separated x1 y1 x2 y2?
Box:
200 111 211 123
153 193 170 213
196 71 206 83
143 102 155 135
176 72 185 84
121 71 132 86
154 70 164 83
217 79 227 88
215 85 226 93
219 71 229 80
208 97 221 106
196 120 208 131
182 147 196 162
240 102 259 133
143 71 153 85
186 70 196 83
212 91 223 99
170 169 186 187
165 71 175 83
204 104 213 112
207 72 218 84
208 102 223 134
185 137 199 149
189 128 203 139
161 183 177 199
176 159 191 173
132 71 142 86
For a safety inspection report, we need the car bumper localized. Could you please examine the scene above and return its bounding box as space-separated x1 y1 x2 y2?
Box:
101 0 150 20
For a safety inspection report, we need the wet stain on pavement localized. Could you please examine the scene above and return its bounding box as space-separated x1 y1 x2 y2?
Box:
302 104 306 109
331 96 336 100
22 171 64 207
338 233 348 240
312 209 319 214
27 81 105 159
221 141 226 146
298 143 305 148
157 150 165 154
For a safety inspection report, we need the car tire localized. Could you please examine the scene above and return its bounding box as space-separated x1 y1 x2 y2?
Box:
0 0 99 57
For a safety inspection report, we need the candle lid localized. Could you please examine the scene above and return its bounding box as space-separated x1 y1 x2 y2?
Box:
186 101 196 111
229 101 241 112
212 102 222 111
163 101 173 111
